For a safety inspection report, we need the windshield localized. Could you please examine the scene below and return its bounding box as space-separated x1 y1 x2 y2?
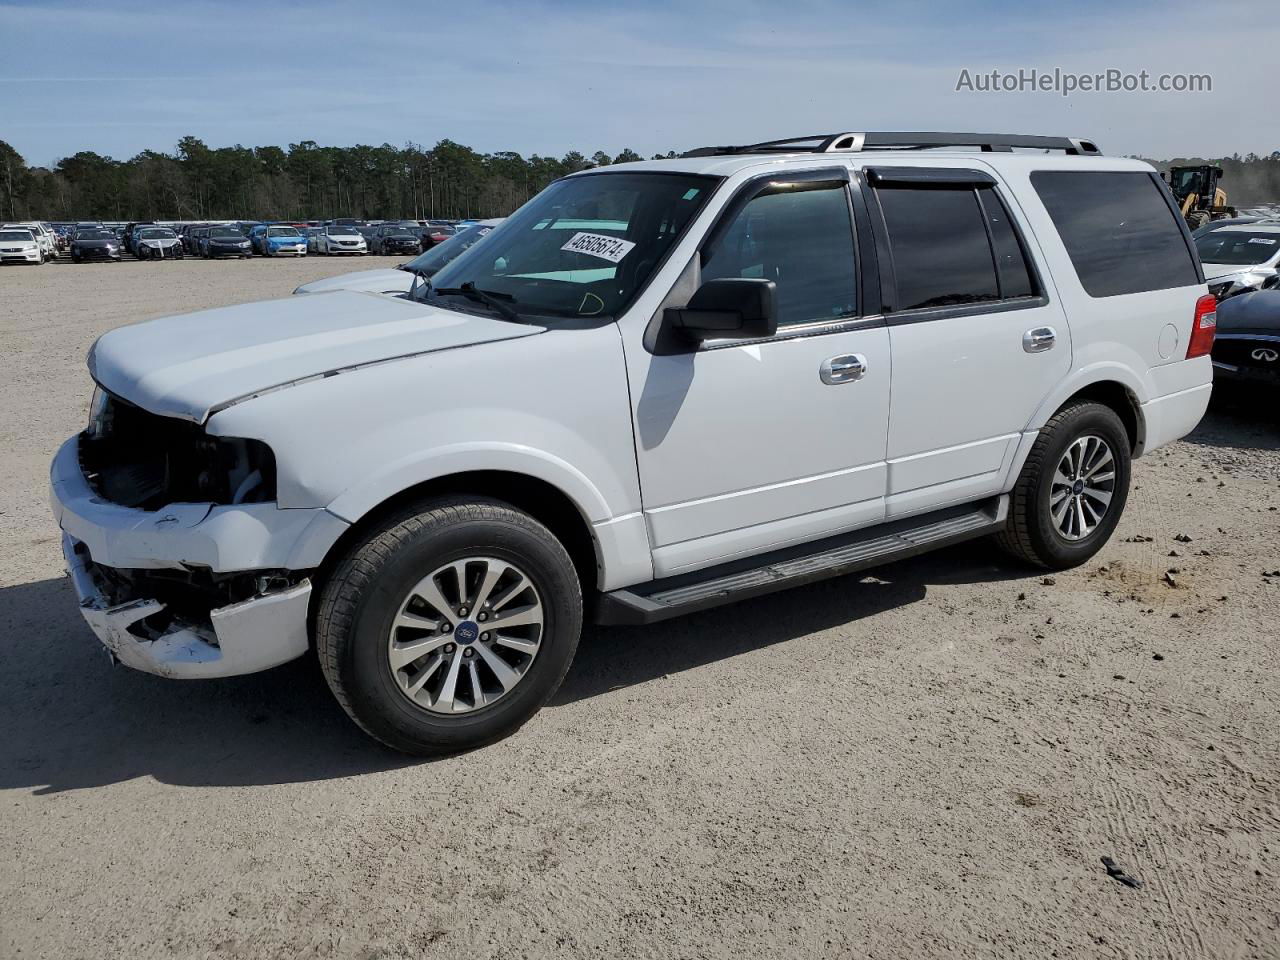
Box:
138 228 175 240
384 228 416 237
268 226 301 237
326 227 359 237
209 227 242 238
0 230 34 241
1196 231 1280 266
77 230 114 240
404 223 497 277
425 173 716 319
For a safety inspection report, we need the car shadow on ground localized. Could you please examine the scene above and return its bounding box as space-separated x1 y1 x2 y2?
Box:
1183 386 1280 451
0 540 1020 794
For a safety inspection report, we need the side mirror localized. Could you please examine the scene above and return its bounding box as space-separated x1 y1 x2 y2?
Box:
664 278 778 343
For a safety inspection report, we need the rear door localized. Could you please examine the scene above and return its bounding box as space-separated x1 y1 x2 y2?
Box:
865 166 1071 517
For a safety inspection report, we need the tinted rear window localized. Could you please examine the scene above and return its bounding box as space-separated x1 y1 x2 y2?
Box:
1031 171 1198 297
877 185 999 310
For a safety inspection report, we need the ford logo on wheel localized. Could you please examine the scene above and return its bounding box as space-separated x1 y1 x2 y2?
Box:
1252 347 1279 363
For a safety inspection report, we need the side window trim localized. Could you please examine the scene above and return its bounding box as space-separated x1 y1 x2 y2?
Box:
688 166 881 347
975 185 1046 301
863 171 1050 324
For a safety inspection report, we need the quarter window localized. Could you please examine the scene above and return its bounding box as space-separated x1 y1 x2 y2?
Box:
1031 170 1199 297
701 181 857 328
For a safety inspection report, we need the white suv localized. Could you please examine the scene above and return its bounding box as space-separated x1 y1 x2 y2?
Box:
51 132 1214 754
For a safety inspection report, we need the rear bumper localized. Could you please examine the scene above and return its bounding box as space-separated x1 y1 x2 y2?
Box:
1140 382 1212 453
63 534 311 678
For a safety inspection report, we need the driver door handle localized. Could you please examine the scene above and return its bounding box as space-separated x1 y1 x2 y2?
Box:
820 354 867 384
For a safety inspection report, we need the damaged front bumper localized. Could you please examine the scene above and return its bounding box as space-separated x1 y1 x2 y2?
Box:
63 534 311 678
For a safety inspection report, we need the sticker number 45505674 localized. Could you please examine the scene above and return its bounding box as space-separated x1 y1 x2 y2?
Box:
560 231 636 263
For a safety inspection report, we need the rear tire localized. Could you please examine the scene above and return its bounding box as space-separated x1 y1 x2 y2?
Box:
315 497 583 756
995 400 1131 569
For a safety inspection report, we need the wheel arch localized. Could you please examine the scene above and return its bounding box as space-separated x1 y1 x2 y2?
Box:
314 470 603 603
1028 367 1147 454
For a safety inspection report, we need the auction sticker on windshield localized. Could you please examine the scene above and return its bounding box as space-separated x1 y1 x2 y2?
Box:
561 232 636 263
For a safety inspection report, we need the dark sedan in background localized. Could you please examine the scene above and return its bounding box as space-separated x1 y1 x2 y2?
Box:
201 225 253 259
370 224 422 256
69 228 122 263
1212 290 1280 387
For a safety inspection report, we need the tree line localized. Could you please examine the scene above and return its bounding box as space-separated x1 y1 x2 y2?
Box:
2 136 1278 224
0 136 674 223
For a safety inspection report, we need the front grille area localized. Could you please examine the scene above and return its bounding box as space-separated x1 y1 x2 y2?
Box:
78 391 276 510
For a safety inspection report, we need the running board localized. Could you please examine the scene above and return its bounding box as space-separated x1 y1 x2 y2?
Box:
596 496 1008 625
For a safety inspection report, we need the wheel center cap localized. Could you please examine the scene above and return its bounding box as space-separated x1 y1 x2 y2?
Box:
1072 479 1085 495
454 620 480 645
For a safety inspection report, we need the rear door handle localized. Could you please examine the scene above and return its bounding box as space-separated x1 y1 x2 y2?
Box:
1022 326 1057 353
820 354 867 384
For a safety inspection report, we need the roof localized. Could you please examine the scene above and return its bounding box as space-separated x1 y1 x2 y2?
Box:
576 151 1154 180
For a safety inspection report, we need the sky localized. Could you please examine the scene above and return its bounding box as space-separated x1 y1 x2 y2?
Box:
1 0 1276 167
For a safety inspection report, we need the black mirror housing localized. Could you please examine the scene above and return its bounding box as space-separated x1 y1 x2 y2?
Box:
665 278 778 343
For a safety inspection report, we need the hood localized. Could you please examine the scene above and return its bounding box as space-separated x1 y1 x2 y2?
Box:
293 267 414 296
1216 289 1280 333
1201 262 1275 281
90 289 542 423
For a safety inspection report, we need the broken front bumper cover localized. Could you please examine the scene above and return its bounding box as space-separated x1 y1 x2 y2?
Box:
63 535 312 679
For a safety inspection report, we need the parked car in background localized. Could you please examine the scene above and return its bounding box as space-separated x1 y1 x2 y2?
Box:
370 224 422 256
317 224 367 255
181 225 210 255
419 223 456 251
1195 224 1280 300
0 226 44 264
121 222 157 256
1211 289 1280 387
5 221 56 260
249 224 308 257
304 227 325 254
201 225 253 259
133 226 184 260
69 228 122 263
1191 215 1267 239
294 218 502 296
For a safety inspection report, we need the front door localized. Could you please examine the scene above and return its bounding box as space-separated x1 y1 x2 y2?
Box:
627 171 891 578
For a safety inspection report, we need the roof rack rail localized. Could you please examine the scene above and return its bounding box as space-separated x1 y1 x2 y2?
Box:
681 132 1101 158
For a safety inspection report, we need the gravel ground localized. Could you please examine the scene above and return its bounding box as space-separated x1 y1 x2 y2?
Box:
1 257 1278 960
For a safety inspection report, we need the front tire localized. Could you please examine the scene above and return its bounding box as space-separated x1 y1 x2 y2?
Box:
315 497 583 756
996 400 1131 569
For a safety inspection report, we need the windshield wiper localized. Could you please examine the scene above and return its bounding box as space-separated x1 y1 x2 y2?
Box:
431 282 526 324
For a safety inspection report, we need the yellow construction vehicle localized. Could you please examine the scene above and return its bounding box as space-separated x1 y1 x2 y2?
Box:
1166 164 1236 231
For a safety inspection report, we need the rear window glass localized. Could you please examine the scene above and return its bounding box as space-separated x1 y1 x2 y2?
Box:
1031 171 1199 297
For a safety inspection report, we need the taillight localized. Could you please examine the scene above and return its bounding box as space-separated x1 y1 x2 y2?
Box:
1187 294 1216 359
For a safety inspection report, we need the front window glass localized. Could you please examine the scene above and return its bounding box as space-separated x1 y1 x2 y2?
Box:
138 228 175 240
425 172 716 320
0 230 34 241
268 226 300 237
77 230 114 240
701 180 857 327
209 227 241 238
1194 231 1280 266
326 227 359 237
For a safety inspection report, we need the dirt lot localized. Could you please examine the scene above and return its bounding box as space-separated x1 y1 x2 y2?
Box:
1 257 1278 960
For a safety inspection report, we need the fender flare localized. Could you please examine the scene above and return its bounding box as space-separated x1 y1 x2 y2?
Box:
1026 362 1148 434
324 442 614 527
